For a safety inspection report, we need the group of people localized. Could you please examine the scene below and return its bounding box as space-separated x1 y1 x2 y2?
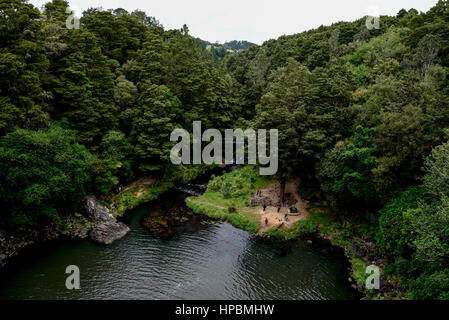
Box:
258 189 289 226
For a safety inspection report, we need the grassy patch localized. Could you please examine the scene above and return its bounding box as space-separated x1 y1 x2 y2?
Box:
263 210 339 239
60 212 94 231
185 166 274 233
185 197 259 233
113 182 172 217
207 165 274 204
263 219 318 239
351 257 368 286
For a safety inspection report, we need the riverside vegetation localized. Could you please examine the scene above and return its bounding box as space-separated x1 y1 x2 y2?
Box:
1 0 449 300
186 166 273 233
185 166 381 297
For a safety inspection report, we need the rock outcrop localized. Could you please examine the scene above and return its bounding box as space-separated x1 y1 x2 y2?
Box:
250 196 273 207
1 197 131 267
350 238 381 262
82 197 130 245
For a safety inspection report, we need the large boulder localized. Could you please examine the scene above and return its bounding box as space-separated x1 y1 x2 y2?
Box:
82 197 130 245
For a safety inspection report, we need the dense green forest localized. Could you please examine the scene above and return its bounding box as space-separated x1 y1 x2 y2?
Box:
224 1 449 299
0 0 241 225
1 0 449 299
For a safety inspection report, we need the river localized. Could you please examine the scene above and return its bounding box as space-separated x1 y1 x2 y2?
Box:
0 190 356 300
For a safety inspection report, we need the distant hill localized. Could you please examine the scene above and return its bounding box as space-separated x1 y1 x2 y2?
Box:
222 40 256 51
194 39 257 64
197 39 256 52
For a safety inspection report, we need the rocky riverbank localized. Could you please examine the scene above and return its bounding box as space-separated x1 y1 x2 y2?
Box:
346 237 402 299
0 197 130 268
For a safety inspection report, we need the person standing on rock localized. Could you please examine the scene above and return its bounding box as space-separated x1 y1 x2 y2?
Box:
265 217 268 225
277 203 281 213
263 204 267 212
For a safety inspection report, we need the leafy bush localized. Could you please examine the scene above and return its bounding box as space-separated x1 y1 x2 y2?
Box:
409 270 449 300
351 257 368 286
228 206 236 213
0 125 95 226
207 165 272 202
291 219 317 237
163 164 213 185
376 186 426 257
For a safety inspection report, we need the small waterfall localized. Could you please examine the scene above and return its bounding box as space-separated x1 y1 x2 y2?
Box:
175 183 207 196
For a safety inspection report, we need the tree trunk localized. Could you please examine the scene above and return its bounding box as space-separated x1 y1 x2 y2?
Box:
280 176 286 203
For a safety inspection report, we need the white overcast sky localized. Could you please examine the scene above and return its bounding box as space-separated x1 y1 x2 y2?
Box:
30 0 438 44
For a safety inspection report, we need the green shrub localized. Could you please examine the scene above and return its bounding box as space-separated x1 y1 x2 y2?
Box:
221 181 232 199
0 125 95 226
163 164 213 184
351 257 368 286
114 182 171 217
409 270 449 300
376 186 427 257
295 219 317 236
228 206 236 213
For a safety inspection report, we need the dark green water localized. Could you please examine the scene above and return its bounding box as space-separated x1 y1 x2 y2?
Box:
0 202 355 300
